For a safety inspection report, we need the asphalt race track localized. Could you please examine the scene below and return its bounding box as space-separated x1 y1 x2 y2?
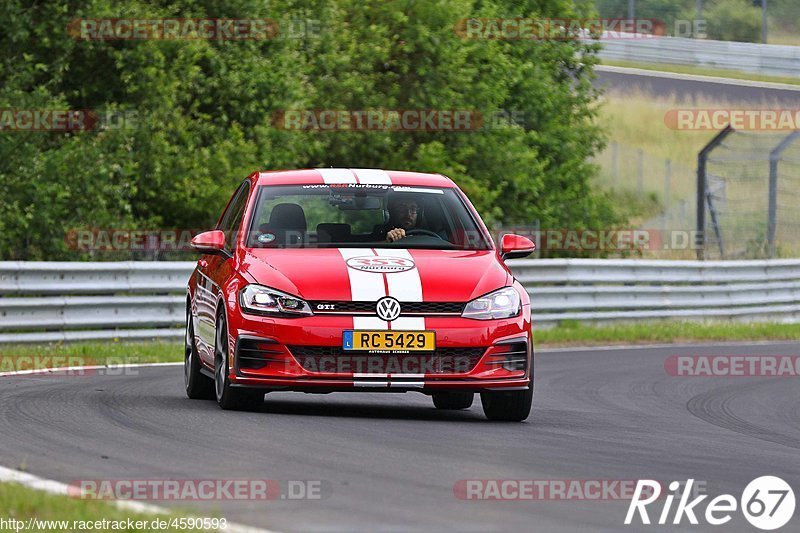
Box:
595 66 800 105
1 342 799 532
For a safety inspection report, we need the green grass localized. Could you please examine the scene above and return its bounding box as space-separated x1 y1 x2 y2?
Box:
0 340 182 371
600 59 800 87
768 28 800 47
597 90 744 169
2 324 798 367
536 321 800 348
0 482 223 532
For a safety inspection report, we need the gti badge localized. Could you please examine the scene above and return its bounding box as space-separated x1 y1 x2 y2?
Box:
375 296 402 322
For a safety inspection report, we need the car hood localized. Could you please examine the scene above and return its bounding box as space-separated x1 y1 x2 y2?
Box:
241 248 510 303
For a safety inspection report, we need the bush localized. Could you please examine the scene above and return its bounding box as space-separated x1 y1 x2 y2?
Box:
706 0 762 42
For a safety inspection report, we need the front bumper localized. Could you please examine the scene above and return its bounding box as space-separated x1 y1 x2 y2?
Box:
226 312 533 393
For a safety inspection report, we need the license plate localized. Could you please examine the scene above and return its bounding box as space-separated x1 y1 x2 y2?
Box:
343 330 436 352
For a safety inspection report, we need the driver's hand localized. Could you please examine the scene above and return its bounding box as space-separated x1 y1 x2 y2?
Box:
386 228 406 242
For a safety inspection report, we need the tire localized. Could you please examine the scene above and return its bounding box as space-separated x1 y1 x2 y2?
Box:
432 392 474 410
184 308 214 400
214 309 263 410
480 385 533 422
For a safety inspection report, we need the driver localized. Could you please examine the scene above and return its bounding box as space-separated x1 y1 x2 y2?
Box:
382 193 421 243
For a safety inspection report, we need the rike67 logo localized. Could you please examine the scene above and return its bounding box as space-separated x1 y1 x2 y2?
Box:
626 477 795 530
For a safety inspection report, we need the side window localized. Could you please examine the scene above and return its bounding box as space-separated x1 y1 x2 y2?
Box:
218 182 251 251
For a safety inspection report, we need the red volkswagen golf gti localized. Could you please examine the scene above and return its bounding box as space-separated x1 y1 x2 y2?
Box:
185 169 536 421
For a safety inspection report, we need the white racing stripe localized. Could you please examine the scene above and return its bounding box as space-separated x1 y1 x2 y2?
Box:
338 248 388 330
353 373 388 387
389 380 424 389
316 168 357 184
352 168 392 185
339 248 426 387
389 373 424 388
374 249 425 331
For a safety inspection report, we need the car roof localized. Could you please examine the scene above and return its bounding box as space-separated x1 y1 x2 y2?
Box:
255 168 456 188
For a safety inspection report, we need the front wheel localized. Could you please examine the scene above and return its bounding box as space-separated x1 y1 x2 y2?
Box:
480 386 533 422
214 310 263 410
432 392 474 410
185 308 214 400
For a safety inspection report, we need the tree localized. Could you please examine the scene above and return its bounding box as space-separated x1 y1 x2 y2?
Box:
0 0 620 259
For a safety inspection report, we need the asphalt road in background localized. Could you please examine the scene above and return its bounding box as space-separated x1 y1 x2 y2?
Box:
1 342 799 532
595 65 800 105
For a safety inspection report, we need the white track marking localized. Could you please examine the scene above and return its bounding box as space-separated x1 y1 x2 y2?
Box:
351 168 392 184
0 461 277 533
0 362 181 378
316 168 357 184
538 339 800 353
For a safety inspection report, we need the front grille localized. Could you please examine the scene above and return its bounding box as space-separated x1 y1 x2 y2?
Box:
289 346 486 374
309 301 464 315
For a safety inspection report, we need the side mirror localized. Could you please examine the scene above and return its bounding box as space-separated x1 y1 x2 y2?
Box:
500 233 536 260
190 230 229 256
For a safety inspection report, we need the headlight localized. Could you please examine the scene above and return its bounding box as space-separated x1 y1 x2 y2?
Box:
239 285 313 316
461 287 521 320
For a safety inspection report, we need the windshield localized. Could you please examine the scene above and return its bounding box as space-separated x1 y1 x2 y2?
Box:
245 184 492 250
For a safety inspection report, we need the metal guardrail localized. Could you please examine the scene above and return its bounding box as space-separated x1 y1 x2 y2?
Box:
0 262 192 344
596 36 800 78
2 259 800 343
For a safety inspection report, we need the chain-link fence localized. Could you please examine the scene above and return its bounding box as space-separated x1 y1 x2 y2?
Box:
594 142 697 227
591 131 800 260
701 129 800 259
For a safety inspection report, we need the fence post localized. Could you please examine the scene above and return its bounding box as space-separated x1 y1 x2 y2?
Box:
611 142 618 184
767 131 800 258
662 159 672 230
637 148 644 196
697 125 734 260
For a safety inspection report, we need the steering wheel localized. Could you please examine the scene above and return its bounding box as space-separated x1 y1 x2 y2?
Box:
404 229 443 239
